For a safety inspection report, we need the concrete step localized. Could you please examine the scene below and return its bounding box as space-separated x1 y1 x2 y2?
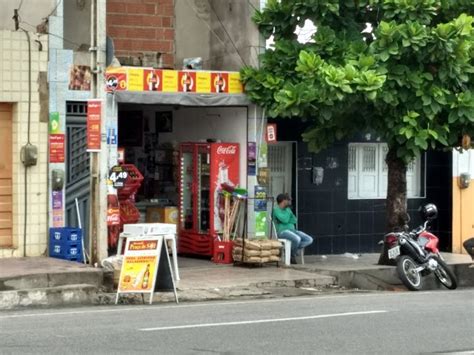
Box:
317 262 474 291
0 270 103 292
0 284 99 310
0 257 104 292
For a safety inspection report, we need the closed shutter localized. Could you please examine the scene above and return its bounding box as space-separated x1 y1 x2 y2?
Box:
0 104 13 247
348 145 358 199
358 144 378 198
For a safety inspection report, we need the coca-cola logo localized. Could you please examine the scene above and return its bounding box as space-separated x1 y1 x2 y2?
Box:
217 145 237 155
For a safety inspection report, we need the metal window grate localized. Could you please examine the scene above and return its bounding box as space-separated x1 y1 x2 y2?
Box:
66 102 87 116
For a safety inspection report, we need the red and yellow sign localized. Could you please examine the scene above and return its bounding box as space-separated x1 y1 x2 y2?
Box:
143 69 163 91
119 255 157 292
49 134 65 163
105 67 244 94
211 72 229 93
117 236 163 294
178 71 196 93
87 100 102 151
106 69 127 92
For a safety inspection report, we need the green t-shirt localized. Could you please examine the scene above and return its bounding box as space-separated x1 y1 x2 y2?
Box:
273 206 297 234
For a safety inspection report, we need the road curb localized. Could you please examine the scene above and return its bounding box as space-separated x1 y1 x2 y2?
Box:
0 284 99 310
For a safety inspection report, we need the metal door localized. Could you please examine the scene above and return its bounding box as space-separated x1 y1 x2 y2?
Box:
65 102 90 246
0 104 12 246
268 142 293 199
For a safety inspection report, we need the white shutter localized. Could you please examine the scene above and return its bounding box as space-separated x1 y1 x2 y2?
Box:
406 156 421 197
379 144 389 198
347 143 423 199
348 144 358 199
358 144 378 198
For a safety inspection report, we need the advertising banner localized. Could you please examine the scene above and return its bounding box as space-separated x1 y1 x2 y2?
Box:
105 67 244 94
49 134 65 163
87 100 102 151
117 236 163 295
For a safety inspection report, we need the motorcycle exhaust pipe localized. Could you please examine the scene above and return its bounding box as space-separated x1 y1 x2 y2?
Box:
400 238 426 264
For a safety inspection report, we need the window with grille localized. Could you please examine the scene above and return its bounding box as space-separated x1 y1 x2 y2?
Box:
348 143 423 199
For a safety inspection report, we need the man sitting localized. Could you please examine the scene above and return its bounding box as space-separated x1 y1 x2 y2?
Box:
273 193 314 264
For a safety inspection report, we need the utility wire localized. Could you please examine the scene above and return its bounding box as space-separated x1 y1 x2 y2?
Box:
208 1 247 66
20 20 85 49
45 0 62 19
184 0 245 67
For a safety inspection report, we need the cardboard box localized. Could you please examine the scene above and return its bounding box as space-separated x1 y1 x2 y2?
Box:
146 206 178 224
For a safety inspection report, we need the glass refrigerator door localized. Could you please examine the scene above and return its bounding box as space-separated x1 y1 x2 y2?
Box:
197 145 210 233
180 148 194 231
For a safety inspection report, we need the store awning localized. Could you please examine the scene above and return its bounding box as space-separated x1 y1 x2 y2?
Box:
113 91 250 106
106 67 251 107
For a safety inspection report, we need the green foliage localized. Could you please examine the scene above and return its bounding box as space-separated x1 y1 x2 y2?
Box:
241 0 474 163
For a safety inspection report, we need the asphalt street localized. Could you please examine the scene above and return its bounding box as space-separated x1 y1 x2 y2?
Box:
0 289 473 354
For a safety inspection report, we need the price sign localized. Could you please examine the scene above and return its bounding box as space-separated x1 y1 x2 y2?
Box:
109 166 128 188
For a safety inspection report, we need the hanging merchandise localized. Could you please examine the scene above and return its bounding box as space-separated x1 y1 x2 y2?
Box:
107 164 144 251
107 181 121 249
178 142 239 256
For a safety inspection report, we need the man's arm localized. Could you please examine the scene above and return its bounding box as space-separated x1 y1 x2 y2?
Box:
289 209 297 224
273 207 291 224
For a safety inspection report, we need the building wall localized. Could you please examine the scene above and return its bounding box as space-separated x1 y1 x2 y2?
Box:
106 0 175 68
175 0 260 71
452 150 474 254
274 119 452 255
0 0 55 31
0 30 49 257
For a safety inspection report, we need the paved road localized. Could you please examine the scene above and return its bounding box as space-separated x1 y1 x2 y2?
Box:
0 289 473 354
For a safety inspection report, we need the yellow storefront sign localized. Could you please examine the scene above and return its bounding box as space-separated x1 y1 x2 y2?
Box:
196 72 212 93
228 73 244 94
127 68 144 91
162 70 178 92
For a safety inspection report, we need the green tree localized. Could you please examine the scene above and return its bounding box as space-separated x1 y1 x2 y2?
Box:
241 0 474 264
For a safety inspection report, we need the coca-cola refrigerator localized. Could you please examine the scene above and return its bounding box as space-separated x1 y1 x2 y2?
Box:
178 142 240 256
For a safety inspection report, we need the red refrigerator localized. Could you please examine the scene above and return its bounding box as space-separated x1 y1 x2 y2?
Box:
178 142 240 256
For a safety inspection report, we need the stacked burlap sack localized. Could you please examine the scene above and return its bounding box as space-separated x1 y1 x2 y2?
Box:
233 238 282 263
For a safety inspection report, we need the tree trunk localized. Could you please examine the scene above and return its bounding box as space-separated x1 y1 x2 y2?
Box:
378 147 408 265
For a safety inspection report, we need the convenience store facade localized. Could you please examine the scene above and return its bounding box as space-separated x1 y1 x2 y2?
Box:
101 66 267 259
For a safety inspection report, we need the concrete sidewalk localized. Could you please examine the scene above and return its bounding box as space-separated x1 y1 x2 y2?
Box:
0 256 336 309
293 253 474 291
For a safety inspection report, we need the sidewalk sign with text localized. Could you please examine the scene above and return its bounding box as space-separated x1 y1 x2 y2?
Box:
115 235 178 304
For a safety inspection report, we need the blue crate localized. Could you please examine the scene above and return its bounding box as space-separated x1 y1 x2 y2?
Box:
49 228 82 243
49 242 83 262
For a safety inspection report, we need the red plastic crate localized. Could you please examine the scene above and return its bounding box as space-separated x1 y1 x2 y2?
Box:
117 164 144 200
212 241 233 264
120 200 140 225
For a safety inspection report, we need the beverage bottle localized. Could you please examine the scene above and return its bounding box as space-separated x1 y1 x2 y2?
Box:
141 264 150 289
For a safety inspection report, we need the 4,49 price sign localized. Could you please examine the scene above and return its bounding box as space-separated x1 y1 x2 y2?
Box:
109 166 128 188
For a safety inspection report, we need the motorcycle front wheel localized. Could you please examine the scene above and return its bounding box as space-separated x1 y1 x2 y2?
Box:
433 257 458 290
397 255 423 291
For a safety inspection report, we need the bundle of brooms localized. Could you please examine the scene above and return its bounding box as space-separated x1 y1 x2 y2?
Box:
233 238 282 264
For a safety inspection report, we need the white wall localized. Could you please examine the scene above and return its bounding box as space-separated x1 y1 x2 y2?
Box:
0 0 56 31
137 106 248 188
453 150 474 177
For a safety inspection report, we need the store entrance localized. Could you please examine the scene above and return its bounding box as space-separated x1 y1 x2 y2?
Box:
267 142 297 214
116 104 247 258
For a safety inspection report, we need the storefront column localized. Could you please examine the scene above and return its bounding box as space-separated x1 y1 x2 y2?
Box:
452 150 474 254
247 104 267 238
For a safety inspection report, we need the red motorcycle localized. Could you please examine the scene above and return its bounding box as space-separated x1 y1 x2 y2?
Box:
383 204 458 291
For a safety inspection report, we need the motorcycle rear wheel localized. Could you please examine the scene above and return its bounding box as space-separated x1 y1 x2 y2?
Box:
433 257 458 290
397 255 423 291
